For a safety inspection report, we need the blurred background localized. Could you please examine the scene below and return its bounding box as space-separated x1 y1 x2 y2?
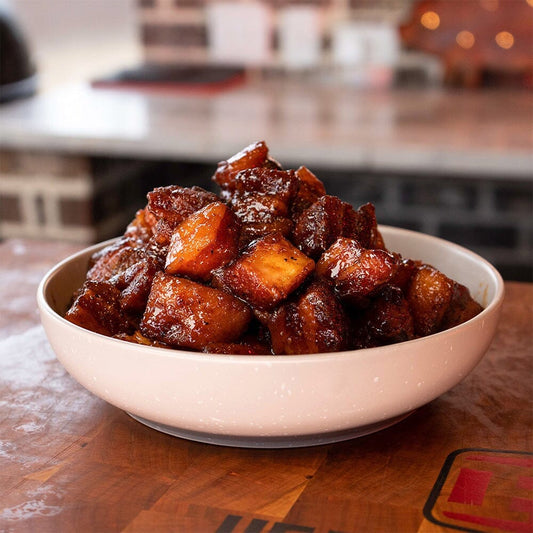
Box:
0 0 532 280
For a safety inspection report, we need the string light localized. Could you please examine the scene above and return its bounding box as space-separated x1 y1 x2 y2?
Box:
420 11 440 30
495 31 514 49
456 30 476 49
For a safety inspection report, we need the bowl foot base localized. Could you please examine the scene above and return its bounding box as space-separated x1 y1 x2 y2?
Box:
127 411 414 448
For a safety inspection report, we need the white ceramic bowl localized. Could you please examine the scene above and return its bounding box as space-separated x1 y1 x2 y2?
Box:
37 226 504 448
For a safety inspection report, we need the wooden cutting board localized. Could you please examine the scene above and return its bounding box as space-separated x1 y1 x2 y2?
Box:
0 239 531 532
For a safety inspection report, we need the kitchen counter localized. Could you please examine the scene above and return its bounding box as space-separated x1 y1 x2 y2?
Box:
1 82 532 178
0 237 532 532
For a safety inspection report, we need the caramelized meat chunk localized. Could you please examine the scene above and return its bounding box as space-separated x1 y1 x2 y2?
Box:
237 218 295 248
86 238 162 314
113 257 161 314
229 190 294 246
226 168 299 246
86 237 139 282
141 273 252 350
147 185 219 224
390 257 420 292
147 185 219 245
230 191 291 221
351 286 415 349
267 280 350 355
353 202 384 250
213 140 271 192
440 281 484 331
317 237 399 305
406 264 455 336
65 281 135 337
165 202 240 281
291 166 327 216
229 168 298 203
124 207 157 244
292 197 379 259
214 232 315 310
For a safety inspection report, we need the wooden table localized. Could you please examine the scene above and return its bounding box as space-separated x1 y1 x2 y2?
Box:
1 238 531 533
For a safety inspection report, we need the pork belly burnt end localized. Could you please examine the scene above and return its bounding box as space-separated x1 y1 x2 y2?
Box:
165 202 240 282
407 264 484 336
316 237 399 305
140 273 252 350
227 167 299 246
351 285 415 349
292 197 382 259
213 232 315 311
291 166 327 216
213 140 280 194
406 264 455 337
65 281 136 337
86 237 162 314
147 185 219 246
266 280 350 355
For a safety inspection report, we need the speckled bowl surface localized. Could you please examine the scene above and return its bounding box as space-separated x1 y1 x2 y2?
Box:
37 226 504 448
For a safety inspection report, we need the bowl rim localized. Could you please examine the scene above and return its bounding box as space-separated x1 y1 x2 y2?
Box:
37 225 505 364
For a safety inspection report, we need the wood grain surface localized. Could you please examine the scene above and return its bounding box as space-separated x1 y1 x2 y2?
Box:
0 238 531 533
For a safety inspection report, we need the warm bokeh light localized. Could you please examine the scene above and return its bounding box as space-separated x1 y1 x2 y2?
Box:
527 0 533 7
420 11 440 30
456 30 476 49
495 31 514 49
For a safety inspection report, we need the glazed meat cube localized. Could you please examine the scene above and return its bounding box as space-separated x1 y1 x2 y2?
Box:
213 140 275 192
227 167 299 244
147 185 219 224
124 207 157 244
407 264 455 336
140 273 252 350
316 237 363 279
86 237 140 282
317 237 399 305
292 195 348 258
165 202 240 281
292 197 380 259
215 232 315 310
390 257 420 292
238 218 294 248
150 219 177 248
291 166 326 216
230 192 291 221
267 280 349 355
147 185 219 245
351 286 415 349
230 168 298 205
229 192 294 247
114 257 161 314
352 202 384 250
65 281 135 336
440 281 483 331
86 238 162 314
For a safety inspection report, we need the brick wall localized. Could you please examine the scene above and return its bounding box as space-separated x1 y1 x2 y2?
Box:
0 150 153 242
